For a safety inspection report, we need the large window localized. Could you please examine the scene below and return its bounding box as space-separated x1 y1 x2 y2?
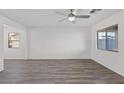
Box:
8 32 20 48
97 24 118 52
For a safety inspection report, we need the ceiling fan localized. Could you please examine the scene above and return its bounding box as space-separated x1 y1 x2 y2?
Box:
56 9 102 23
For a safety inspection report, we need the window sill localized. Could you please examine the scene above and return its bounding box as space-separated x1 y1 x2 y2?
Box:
97 48 119 53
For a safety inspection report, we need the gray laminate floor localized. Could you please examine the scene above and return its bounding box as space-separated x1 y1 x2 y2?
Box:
0 59 124 84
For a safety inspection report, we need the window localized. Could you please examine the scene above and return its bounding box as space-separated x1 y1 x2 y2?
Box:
8 32 20 48
97 24 118 52
97 32 106 50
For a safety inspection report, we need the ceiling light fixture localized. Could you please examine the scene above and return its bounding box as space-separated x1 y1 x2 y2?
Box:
68 14 75 22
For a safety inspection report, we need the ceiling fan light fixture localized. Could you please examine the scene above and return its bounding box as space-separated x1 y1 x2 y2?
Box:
68 16 75 22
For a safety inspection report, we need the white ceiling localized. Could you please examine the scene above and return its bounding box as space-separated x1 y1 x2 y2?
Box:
0 9 122 27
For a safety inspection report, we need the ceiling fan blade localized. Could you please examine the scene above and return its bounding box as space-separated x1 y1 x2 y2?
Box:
90 9 96 13
75 15 90 18
58 17 67 22
90 9 102 13
55 11 68 16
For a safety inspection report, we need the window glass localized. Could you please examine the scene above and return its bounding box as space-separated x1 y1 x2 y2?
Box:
98 32 106 50
107 32 117 51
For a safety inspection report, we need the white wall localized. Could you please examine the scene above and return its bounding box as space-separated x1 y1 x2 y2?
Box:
4 25 27 59
28 26 91 59
0 15 27 71
0 22 4 71
91 10 124 76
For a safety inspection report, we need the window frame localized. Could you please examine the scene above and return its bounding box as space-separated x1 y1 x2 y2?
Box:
97 24 118 52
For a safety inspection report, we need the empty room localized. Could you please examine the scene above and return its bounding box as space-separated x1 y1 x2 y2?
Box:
0 9 124 84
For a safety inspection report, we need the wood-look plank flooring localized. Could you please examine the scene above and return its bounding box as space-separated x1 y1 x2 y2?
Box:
0 59 124 84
